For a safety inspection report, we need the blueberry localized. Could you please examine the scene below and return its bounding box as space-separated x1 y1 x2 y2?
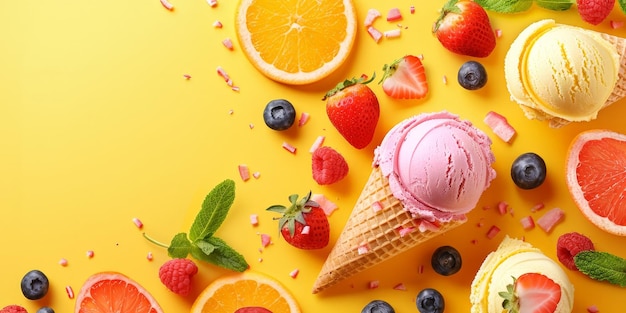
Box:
361 300 395 313
263 99 296 130
416 288 445 313
431 245 462 276
37 307 55 313
511 152 547 189
20 269 49 300
457 61 487 90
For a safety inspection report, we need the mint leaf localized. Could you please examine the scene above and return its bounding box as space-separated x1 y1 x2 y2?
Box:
535 0 573 11
168 232 192 258
619 0 626 14
474 0 533 13
191 237 248 272
575 250 626 287
189 179 235 241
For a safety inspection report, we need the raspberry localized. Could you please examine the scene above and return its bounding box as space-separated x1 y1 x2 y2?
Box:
158 258 198 296
557 232 595 270
576 0 614 25
312 146 349 185
0 305 28 313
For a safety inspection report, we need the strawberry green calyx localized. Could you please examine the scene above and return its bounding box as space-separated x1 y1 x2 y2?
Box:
267 192 319 237
498 276 520 313
379 58 403 84
433 0 461 33
323 73 376 100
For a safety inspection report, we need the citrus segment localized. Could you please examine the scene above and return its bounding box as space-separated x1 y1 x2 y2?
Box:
191 271 300 313
566 130 626 236
235 0 357 85
74 272 163 313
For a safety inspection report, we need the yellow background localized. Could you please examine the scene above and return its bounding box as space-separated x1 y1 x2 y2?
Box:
2 0 626 312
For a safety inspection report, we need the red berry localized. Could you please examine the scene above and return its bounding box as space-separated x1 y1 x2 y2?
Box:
556 232 595 270
312 146 349 185
0 305 28 313
576 0 614 25
158 258 198 296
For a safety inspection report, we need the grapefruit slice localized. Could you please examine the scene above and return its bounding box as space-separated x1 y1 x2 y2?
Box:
74 272 163 313
566 130 626 236
191 271 300 313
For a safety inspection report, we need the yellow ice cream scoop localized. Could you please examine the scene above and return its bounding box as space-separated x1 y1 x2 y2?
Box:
505 19 623 127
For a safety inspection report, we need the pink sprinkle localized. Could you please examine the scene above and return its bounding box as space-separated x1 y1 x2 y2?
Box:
398 226 415 237
160 0 174 10
226 78 234 87
367 26 383 43
86 250 95 258
393 283 406 291
410 5 415 14
309 136 325 153
311 193 338 216
387 7 402 22
531 202 545 212
59 258 68 267
418 264 424 274
384 29 402 38
132 217 144 229
364 8 381 27
238 164 250 181
258 258 263 262
298 112 310 127
371 201 383 213
282 142 297 154
207 0 218 7
216 66 230 81
520 216 535 230
301 225 311 235
471 239 478 245
252 171 261 179
222 38 234 50
228 109 234 115
249 123 254 129
66 286 75 299
537 207 565 233
442 75 448 85
495 29 503 38
484 111 516 143
610 20 624 29
260 234 271 247
183 74 191 79
357 242 370 255
497 201 508 215
213 20 223 28
147 252 153 261
250 214 259 226
587 305 600 313
231 86 240 92
417 54 424 60
486 225 500 239
368 280 380 289
289 269 300 278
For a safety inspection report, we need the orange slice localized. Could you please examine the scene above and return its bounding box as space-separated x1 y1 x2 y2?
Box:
566 129 626 236
191 271 301 313
235 0 357 85
74 272 163 313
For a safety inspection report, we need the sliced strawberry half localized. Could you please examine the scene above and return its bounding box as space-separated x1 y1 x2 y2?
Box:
379 55 428 99
500 273 562 313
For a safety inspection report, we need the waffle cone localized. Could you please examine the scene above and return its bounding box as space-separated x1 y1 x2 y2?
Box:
312 167 466 293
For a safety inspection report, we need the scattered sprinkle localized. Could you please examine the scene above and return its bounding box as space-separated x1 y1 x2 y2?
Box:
217 66 230 82
384 29 402 38
398 226 415 237
497 201 508 215
520 215 535 230
531 202 545 212
364 8 382 27
442 75 448 85
471 239 478 245
222 38 234 50
231 86 240 92
418 264 424 274
160 0 174 10
207 0 217 7
357 242 370 255
587 305 600 313
248 123 254 129
367 26 383 43
484 111 516 143
238 164 251 181
410 5 415 14
59 258 68 267
213 20 223 28
65 286 75 299
258 258 263 262
386 7 402 22
311 193 339 216
309 136 326 153
495 29 503 38
486 225 501 239
183 74 192 79
301 225 311 235
282 142 297 154
260 234 272 247
298 112 310 127
537 207 565 233
610 20 624 29
250 214 259 226
368 280 380 289
132 217 144 229
371 201 383 213
393 283 407 291
417 54 424 60
228 109 234 115
86 250 95 258
252 171 261 179
289 269 300 278
147 252 154 261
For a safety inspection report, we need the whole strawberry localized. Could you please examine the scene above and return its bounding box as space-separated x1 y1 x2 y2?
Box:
312 146 349 185
323 74 379 149
433 0 496 58
267 192 330 249
577 0 614 25
158 258 198 296
0 305 27 313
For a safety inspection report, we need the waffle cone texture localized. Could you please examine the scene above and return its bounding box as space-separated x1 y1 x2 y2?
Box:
312 166 466 293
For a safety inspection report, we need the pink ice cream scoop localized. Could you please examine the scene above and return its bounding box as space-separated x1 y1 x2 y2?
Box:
374 111 496 221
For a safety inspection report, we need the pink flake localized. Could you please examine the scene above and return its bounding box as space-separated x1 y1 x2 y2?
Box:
86 250 95 258
289 269 300 278
66 285 75 299
497 201 508 215
252 171 261 179
147 252 154 261
537 207 565 233
231 86 240 92
249 123 254 129
587 305 600 313
364 8 382 27
309 136 325 153
282 142 297 154
132 217 144 229
495 29 503 38
222 38 234 50
357 242 370 255
471 239 478 245
250 214 259 226
611 20 624 29
311 194 338 216
160 0 174 10
384 29 402 38
59 258 68 267
371 201 383 213
486 225 500 239
367 26 383 43
226 78 234 87
238 164 250 181
418 220 440 232
183 74 192 80
531 202 545 212
387 8 402 22
410 6 415 14
368 280 379 289
217 66 230 81
213 20 223 28
260 234 271 247
298 112 310 127
418 264 424 274
207 0 218 7
398 226 415 237
393 283 406 291
442 75 448 85
484 111 516 143
520 216 535 230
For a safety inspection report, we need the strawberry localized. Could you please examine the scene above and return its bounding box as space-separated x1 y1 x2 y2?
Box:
379 55 429 99
0 305 27 313
499 273 562 313
433 0 496 58
312 146 349 185
323 75 380 149
577 0 614 25
267 192 330 250
158 258 198 296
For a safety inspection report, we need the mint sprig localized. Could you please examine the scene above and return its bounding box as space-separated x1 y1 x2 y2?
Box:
575 250 626 287
474 0 573 13
144 179 249 272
